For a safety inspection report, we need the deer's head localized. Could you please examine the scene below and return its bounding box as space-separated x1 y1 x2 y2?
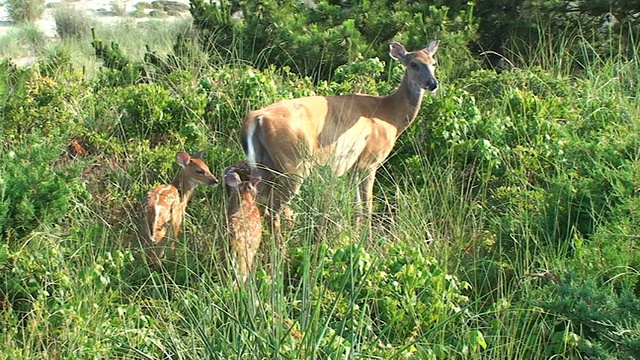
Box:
176 151 219 187
390 40 440 93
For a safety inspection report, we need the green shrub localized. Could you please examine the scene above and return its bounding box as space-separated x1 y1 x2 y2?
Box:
148 10 168 18
287 241 479 357
0 137 90 241
115 80 207 143
390 66 640 248
1 75 88 138
129 9 146 18
0 232 157 358
134 2 152 10
538 277 640 359
189 0 477 81
199 64 317 137
5 0 45 23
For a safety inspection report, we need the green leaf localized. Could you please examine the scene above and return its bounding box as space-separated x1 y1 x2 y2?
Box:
470 330 487 350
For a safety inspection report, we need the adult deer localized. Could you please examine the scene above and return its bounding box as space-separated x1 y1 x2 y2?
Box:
240 40 440 242
141 151 219 267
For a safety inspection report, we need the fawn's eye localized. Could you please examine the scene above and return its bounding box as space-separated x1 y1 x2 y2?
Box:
410 62 418 68
196 169 205 175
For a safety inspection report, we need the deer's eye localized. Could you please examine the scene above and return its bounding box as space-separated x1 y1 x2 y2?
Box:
410 62 418 68
196 169 205 175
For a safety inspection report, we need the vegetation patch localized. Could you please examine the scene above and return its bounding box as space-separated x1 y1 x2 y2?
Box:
110 1 127 16
128 9 147 18
148 10 168 18
53 6 93 39
151 0 190 13
134 2 153 10
5 0 45 23
0 1 638 359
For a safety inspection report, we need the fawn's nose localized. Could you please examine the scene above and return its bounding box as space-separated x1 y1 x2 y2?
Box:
209 176 220 185
426 78 438 92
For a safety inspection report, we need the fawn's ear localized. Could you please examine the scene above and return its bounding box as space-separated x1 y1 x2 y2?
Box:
250 176 262 187
176 152 191 168
224 172 241 188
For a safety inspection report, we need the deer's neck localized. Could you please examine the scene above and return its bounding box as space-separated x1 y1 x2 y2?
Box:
227 191 254 215
172 175 196 205
385 73 424 133
227 191 241 215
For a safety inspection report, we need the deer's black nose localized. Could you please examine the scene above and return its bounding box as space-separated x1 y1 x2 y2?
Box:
426 78 438 92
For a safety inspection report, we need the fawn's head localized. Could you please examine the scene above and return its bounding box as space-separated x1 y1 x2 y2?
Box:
389 40 440 93
224 171 261 201
176 151 219 186
223 161 255 197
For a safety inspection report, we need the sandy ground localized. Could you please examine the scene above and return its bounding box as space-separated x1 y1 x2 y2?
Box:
0 0 192 39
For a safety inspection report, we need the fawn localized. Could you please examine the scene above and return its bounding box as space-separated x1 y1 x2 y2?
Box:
224 161 262 284
141 151 219 267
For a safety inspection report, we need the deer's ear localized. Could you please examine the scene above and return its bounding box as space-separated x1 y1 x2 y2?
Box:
250 176 262 187
224 172 241 188
389 42 407 61
425 40 440 55
176 152 191 168
192 150 207 159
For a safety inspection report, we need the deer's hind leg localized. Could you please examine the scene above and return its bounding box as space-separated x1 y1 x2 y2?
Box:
168 212 184 259
265 173 302 248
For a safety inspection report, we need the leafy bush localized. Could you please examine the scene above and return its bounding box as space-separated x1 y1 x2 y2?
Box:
287 241 480 358
538 277 640 359
1 74 88 139
0 137 89 241
189 0 477 81
389 66 640 250
200 63 317 138
115 80 207 143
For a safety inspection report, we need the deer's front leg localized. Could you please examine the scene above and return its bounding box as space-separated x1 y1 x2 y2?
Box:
356 168 376 237
267 174 302 249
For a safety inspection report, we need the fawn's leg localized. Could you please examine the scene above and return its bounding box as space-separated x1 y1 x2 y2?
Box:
169 215 183 259
230 235 249 284
146 226 168 267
